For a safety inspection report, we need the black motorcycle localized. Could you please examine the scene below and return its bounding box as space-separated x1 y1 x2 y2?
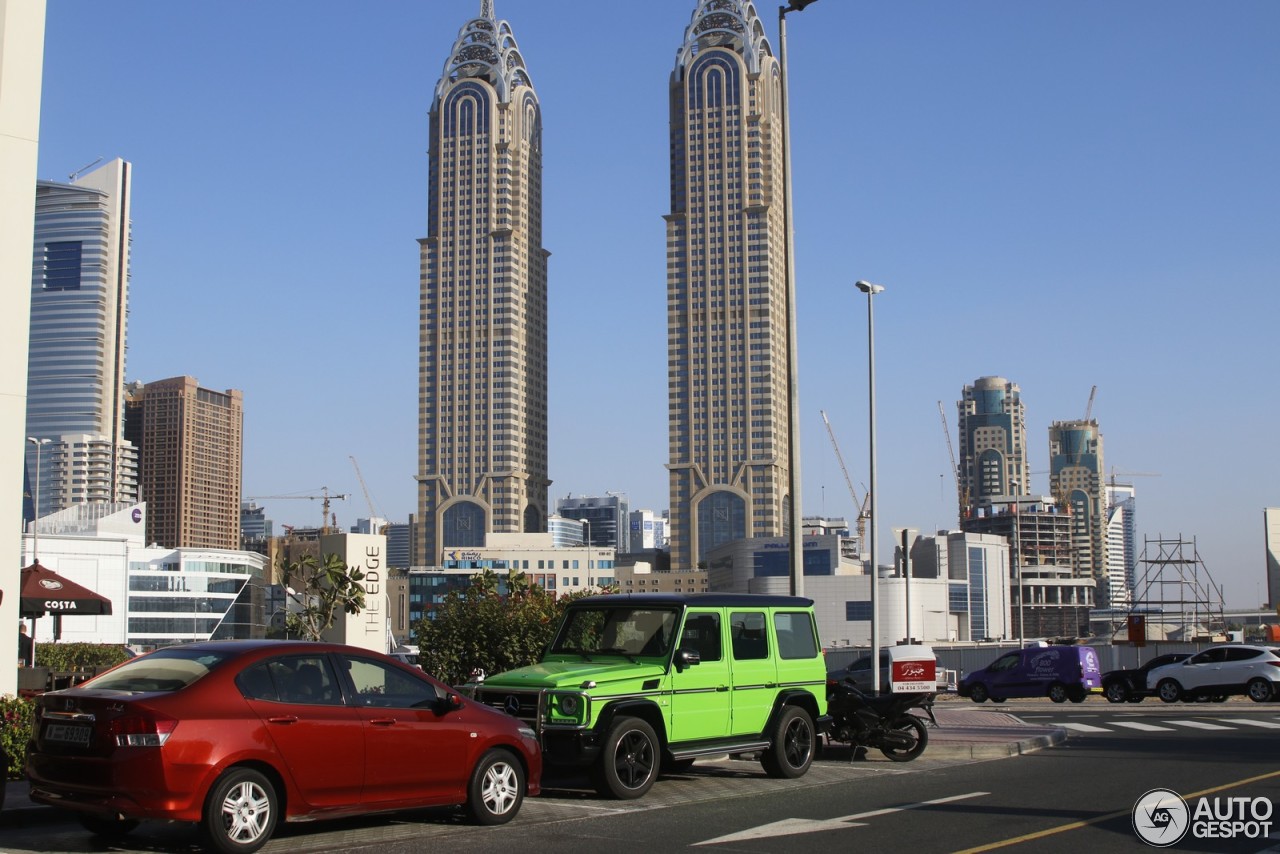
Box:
826 679 936 762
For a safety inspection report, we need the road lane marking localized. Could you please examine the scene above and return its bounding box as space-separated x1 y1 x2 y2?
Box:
1110 721 1175 731
951 768 1280 853
1052 723 1111 732
694 791 989 846
1215 718 1280 728
1162 719 1233 730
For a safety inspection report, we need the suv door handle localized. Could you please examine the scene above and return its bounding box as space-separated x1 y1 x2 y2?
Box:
715 686 728 692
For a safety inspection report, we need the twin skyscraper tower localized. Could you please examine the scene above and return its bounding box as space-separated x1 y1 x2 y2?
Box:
416 1 794 571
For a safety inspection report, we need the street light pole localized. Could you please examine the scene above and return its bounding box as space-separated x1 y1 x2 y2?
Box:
855 280 884 690
779 0 819 597
26 437 50 563
581 518 592 571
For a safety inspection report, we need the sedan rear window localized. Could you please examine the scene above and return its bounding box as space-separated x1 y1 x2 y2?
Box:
88 649 229 693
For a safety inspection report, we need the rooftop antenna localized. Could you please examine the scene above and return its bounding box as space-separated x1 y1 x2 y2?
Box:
69 156 104 182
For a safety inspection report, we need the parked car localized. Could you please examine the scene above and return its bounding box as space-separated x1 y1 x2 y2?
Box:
1100 655 1187 701
1146 644 1280 704
474 592 827 800
1101 653 1192 703
958 644 1102 703
25 640 541 853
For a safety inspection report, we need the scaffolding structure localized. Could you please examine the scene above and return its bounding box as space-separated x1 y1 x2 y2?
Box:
1123 535 1226 640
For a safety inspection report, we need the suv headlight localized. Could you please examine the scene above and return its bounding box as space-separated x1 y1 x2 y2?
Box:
548 691 587 725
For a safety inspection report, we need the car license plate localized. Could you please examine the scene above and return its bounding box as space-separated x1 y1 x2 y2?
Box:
45 722 92 746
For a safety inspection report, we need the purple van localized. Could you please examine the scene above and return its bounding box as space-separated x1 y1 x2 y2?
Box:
959 644 1103 703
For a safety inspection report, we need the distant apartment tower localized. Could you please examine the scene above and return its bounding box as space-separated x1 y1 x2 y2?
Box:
666 0 791 570
1105 483 1137 608
628 509 667 552
1265 508 1280 610
557 494 630 552
1049 419 1109 605
957 377 1029 518
415 0 548 566
26 158 137 516
127 377 243 549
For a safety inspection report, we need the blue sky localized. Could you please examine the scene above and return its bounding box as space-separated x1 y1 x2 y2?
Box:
35 1 1279 608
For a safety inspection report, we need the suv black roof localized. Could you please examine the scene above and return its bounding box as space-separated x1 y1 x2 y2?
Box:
572 592 814 608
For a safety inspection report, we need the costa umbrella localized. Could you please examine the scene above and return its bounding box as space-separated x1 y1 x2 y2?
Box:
19 562 113 667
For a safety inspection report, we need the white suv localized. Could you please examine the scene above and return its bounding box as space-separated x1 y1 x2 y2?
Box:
1146 645 1280 703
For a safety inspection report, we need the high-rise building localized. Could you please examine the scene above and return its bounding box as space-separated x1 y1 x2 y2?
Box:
628 509 668 552
1049 419 1109 605
1264 508 1280 610
127 376 243 549
957 376 1029 517
1105 483 1137 608
26 158 138 516
556 494 630 552
666 0 791 570
416 0 548 566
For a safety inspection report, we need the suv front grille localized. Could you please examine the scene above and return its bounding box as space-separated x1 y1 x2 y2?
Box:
475 687 540 730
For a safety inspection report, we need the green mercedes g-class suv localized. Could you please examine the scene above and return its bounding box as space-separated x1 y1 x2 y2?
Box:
472 592 828 799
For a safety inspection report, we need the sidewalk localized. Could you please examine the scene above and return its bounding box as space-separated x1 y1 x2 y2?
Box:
1 707 1064 826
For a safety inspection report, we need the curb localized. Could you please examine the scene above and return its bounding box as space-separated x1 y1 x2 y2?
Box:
928 725 1068 760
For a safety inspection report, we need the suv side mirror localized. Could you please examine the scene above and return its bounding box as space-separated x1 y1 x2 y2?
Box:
675 649 702 671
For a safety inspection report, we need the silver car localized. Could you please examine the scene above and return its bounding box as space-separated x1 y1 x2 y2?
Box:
1146 644 1280 703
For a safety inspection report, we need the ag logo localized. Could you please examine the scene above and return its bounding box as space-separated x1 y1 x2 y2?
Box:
1133 788 1189 846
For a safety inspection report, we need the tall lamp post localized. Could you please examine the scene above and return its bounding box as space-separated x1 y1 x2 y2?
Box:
855 281 884 690
26 437 50 562
26 437 50 668
581 518 592 572
779 0 820 597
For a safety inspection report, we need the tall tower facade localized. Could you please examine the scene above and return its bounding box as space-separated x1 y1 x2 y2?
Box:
128 376 243 550
416 1 548 566
666 0 789 570
957 376 1029 516
1050 419 1108 604
26 158 137 516
1106 482 1137 608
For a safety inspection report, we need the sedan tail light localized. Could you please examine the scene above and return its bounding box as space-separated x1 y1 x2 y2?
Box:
108 712 178 747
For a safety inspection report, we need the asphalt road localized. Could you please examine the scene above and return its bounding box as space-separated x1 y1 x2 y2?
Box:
5 699 1279 854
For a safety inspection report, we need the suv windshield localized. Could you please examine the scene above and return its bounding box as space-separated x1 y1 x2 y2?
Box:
550 606 679 659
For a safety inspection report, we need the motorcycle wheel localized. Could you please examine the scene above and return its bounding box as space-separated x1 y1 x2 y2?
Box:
880 715 928 762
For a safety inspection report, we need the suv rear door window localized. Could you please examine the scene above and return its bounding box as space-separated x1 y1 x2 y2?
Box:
773 612 817 659
730 612 769 660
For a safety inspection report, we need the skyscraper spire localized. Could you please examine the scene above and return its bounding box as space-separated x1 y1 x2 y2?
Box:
675 0 773 76
435 0 533 104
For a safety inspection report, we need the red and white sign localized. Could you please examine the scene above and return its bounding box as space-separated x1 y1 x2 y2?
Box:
889 654 937 693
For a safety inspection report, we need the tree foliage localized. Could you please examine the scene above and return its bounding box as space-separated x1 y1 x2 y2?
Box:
1 695 34 779
414 570 611 685
30 643 132 671
278 552 367 642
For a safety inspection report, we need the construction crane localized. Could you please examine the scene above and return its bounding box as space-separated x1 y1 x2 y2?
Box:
349 456 389 534
244 487 350 534
937 401 968 526
1084 385 1097 422
820 410 870 548
1108 468 1161 488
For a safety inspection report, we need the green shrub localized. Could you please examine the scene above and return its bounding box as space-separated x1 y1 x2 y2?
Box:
32 642 132 671
1 695 35 780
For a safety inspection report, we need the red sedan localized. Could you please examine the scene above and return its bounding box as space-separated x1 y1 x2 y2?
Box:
25 640 541 853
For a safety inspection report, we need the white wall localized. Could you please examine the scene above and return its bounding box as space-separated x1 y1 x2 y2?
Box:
1 0 46 691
